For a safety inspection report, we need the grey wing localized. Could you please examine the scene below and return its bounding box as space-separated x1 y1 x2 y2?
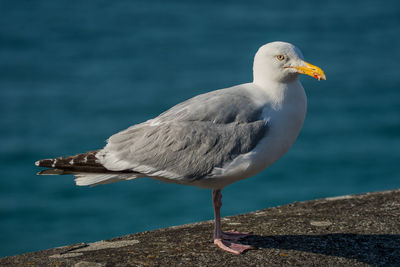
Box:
97 87 269 181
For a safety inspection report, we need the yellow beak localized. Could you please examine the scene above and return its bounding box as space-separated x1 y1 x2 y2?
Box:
289 61 326 81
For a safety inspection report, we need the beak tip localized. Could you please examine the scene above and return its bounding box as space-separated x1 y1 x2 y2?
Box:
295 61 326 82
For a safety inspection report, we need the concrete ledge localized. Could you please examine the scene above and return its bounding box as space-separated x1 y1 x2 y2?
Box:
1 189 399 266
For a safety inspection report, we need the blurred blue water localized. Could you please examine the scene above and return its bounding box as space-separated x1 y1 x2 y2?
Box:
0 0 399 257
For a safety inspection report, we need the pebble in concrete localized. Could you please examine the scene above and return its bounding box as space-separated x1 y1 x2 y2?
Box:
50 240 140 259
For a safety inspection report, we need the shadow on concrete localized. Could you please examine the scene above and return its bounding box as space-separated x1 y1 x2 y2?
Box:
244 233 400 266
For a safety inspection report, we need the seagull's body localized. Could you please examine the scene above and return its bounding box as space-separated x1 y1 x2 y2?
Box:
36 42 325 254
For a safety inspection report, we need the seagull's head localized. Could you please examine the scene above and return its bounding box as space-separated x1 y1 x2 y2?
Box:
253 41 326 84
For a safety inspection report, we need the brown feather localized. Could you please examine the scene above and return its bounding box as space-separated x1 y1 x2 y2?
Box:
35 150 133 174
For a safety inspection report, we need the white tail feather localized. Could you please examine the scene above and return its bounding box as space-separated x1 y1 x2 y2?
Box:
74 173 139 186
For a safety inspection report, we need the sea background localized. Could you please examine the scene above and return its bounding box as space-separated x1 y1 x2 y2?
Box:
0 0 399 257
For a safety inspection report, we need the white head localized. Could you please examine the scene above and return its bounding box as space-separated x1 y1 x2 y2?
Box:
253 41 326 85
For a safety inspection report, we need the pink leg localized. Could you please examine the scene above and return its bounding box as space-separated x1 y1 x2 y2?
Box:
212 189 255 254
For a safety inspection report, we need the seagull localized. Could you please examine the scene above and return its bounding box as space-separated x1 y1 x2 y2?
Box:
36 41 325 254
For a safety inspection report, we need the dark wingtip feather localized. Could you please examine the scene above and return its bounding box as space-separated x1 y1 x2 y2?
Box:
35 151 106 172
37 169 66 175
35 151 136 175
35 158 58 168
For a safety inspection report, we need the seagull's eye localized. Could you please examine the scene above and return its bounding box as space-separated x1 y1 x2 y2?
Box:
276 55 286 61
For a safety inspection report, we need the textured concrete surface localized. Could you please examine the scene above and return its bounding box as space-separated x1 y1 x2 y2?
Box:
1 189 399 266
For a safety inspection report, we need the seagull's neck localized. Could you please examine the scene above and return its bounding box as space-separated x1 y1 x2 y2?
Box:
252 79 303 109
